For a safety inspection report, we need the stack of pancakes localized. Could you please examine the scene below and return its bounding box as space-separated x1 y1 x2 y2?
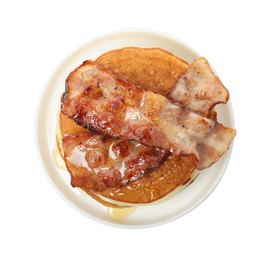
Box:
57 47 197 207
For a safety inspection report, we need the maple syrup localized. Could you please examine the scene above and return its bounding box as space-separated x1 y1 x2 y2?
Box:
107 207 137 221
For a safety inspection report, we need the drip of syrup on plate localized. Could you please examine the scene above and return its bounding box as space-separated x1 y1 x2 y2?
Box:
52 144 66 170
108 207 137 221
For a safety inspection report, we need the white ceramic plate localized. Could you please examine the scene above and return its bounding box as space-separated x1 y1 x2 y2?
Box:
35 29 235 228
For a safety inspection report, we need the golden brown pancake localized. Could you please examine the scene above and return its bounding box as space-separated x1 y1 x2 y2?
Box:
96 47 188 95
58 47 196 207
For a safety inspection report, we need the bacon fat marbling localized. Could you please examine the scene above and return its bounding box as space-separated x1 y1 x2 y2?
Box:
61 61 236 170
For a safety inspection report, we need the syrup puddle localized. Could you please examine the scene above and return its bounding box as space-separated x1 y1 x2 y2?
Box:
107 207 137 221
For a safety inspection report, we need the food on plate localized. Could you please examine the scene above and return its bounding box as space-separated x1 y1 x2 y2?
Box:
168 57 229 116
61 60 235 170
57 47 236 207
62 133 168 191
96 47 188 95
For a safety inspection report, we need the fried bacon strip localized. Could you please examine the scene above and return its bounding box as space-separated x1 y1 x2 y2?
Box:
61 60 236 170
168 58 229 116
62 133 167 191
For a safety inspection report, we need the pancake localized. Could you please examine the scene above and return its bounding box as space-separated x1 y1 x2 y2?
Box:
58 47 196 207
96 47 188 95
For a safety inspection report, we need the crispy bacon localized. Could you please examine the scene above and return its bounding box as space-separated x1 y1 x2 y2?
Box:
168 58 229 116
61 60 236 170
62 133 167 191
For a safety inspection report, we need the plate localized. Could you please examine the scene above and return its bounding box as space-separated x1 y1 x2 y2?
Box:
35 29 235 228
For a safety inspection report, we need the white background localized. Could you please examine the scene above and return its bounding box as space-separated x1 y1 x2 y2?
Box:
1 0 262 259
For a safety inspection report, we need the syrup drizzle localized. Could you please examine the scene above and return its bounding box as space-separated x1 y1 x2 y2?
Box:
107 207 137 221
52 144 66 170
